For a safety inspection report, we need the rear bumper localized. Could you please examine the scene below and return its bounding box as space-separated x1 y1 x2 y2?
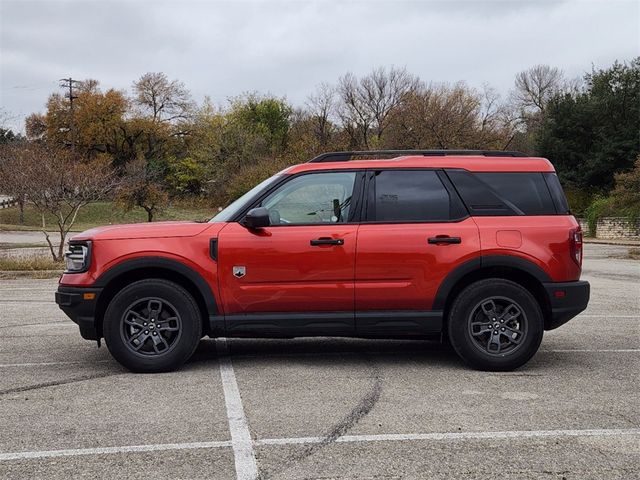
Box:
543 280 590 330
55 286 102 340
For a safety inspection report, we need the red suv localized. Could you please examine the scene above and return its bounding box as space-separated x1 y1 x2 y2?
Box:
56 150 590 372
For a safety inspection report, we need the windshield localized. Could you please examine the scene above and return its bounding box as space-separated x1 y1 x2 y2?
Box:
210 173 284 222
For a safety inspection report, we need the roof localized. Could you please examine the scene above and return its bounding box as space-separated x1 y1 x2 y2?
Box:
285 154 556 174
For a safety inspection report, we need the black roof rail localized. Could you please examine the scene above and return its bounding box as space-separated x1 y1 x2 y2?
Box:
308 150 527 163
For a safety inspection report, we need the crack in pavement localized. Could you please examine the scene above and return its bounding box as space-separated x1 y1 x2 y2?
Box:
0 372 120 396
258 358 383 480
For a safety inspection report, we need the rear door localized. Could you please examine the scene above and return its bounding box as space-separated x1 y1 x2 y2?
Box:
354 169 480 335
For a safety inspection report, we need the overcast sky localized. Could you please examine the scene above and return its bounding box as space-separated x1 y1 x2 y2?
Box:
1 0 638 132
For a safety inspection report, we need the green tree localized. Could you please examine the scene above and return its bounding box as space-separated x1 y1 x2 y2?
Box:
0 128 19 144
537 58 640 190
611 156 640 218
228 93 292 153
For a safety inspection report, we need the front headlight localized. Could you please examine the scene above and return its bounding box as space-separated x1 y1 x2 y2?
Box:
64 241 92 273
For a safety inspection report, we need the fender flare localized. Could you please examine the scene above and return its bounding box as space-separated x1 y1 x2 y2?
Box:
94 256 218 316
432 255 551 310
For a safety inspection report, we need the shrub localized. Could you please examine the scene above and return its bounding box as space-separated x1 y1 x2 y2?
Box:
584 196 616 237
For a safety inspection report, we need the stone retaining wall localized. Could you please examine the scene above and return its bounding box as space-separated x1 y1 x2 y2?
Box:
578 217 640 239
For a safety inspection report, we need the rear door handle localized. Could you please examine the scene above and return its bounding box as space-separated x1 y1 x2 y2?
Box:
310 237 344 246
428 236 462 245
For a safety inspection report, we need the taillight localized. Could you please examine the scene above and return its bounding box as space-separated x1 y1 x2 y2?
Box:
570 228 583 266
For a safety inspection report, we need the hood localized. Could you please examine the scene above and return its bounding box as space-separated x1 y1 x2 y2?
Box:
71 221 220 241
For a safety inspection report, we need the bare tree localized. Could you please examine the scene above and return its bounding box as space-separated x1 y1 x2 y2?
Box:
133 72 195 123
338 66 420 148
477 84 517 149
512 65 565 114
0 143 117 261
383 82 516 150
306 82 336 147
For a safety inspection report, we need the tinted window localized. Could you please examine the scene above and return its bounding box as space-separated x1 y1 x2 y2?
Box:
543 173 570 214
261 172 356 224
447 170 557 216
475 173 556 215
372 170 463 222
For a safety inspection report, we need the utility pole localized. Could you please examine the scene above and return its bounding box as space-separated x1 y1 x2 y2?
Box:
59 77 81 150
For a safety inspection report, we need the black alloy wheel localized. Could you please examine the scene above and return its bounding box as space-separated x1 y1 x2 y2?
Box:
448 278 544 371
121 297 183 356
467 296 528 356
103 279 202 373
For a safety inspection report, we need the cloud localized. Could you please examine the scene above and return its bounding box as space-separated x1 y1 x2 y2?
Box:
1 0 638 132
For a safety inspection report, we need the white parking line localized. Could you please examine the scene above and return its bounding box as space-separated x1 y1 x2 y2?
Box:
1 428 638 462
0 440 232 461
255 428 640 446
542 349 640 353
230 348 640 359
215 338 259 480
1 348 637 369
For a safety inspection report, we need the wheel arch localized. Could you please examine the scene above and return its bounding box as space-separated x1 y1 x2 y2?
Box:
435 256 552 330
93 257 218 339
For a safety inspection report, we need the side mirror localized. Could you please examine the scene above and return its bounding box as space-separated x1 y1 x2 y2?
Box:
243 207 271 229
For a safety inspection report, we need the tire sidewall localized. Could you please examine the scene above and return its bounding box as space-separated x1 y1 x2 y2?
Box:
448 279 544 371
103 279 201 373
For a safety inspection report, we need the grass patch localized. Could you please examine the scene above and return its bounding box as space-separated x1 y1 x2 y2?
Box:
0 224 45 232
0 200 217 232
0 243 48 250
0 256 63 271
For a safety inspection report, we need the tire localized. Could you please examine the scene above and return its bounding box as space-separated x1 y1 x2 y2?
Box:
448 278 543 371
103 279 202 373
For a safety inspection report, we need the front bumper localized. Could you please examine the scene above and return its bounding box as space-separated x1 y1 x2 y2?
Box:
543 280 590 330
55 286 103 340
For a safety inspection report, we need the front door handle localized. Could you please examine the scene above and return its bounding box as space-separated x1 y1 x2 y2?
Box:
310 237 344 246
428 236 462 245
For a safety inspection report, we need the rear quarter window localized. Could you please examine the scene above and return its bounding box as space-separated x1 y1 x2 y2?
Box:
447 170 560 216
543 173 571 214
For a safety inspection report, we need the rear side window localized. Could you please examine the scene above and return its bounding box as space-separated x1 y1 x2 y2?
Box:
475 173 556 215
447 170 558 216
370 170 466 222
543 173 571 214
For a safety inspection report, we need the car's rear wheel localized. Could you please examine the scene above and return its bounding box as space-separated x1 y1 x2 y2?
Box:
103 279 202 373
448 279 543 371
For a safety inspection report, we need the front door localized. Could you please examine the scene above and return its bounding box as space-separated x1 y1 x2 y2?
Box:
355 169 480 335
218 170 363 336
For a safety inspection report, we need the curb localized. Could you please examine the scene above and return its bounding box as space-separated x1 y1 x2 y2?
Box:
584 239 640 247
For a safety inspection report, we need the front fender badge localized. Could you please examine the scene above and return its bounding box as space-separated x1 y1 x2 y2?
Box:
233 266 246 278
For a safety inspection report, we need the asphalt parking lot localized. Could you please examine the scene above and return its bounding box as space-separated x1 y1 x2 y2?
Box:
0 244 638 479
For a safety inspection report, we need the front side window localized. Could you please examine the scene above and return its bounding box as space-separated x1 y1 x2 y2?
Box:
211 173 283 222
261 172 357 225
371 170 463 222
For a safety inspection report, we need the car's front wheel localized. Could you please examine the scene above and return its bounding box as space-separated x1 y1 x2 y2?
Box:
448 278 544 371
103 279 202 373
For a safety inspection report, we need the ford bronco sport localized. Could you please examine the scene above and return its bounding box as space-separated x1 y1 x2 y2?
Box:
56 150 590 372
